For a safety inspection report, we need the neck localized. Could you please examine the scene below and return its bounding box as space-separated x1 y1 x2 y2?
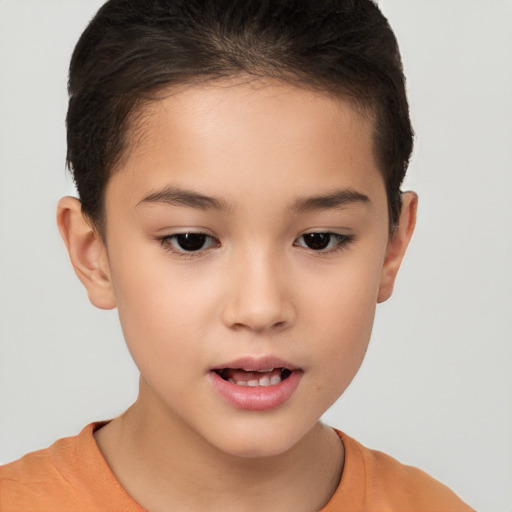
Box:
94 380 344 512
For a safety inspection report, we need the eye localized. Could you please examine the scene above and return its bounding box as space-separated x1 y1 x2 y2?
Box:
294 232 353 252
160 232 219 253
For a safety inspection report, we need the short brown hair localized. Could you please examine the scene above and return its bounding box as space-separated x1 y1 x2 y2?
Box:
67 0 413 233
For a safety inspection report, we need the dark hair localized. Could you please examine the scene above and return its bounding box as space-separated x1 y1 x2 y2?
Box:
67 0 413 234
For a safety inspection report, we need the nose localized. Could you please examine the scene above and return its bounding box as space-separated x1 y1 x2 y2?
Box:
221 249 296 333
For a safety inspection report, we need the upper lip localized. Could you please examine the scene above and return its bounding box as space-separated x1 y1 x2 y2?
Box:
210 356 300 372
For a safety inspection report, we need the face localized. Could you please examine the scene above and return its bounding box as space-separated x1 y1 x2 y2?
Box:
66 79 414 458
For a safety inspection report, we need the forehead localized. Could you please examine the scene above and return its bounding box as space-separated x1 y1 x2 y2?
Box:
107 79 385 212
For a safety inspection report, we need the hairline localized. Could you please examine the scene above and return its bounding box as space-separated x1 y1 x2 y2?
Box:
89 73 382 239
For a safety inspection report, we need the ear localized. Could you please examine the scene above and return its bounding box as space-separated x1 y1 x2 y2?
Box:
57 196 116 310
377 191 418 303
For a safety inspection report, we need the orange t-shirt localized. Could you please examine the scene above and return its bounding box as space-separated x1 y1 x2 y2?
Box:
0 423 474 511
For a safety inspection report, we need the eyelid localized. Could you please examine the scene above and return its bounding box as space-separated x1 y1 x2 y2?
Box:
156 231 220 258
294 231 355 254
155 229 354 258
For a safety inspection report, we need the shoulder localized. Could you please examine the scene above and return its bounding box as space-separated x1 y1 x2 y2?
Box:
0 423 142 512
331 430 475 511
1 424 97 511
2 428 83 479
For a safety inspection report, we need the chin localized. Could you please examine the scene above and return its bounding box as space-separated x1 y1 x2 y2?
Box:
219 440 294 459
207 420 318 460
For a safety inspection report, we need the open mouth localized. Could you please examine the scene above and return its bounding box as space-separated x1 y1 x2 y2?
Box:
214 368 292 387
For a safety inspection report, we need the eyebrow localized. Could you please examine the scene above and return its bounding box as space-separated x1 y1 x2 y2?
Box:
137 185 370 213
291 189 370 212
137 186 233 212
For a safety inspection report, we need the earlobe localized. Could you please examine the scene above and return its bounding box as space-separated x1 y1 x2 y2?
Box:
56 197 116 310
377 191 418 303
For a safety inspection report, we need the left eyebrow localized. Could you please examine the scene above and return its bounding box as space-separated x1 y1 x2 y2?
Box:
291 189 370 212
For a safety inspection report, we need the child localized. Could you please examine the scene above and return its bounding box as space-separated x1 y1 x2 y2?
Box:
0 0 475 510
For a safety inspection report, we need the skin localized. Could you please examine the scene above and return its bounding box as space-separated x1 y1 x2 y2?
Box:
57 79 417 512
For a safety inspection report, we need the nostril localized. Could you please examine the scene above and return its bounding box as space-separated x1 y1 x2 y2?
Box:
221 286 296 332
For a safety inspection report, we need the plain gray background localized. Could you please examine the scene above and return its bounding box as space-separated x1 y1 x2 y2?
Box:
1 1 511 510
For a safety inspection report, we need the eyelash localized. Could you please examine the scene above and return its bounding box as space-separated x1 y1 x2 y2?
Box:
293 232 354 254
157 233 220 259
156 231 354 258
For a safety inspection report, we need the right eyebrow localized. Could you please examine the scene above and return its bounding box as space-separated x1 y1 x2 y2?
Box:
137 185 233 212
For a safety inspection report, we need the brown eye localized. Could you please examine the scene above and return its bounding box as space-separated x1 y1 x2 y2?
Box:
302 233 331 250
164 233 218 253
295 232 353 252
175 233 207 251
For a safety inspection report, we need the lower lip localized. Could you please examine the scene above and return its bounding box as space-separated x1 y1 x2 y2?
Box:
209 371 302 411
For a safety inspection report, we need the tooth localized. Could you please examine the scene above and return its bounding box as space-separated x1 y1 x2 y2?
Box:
237 381 248 386
228 378 235 384
247 380 259 387
259 375 271 386
270 375 282 385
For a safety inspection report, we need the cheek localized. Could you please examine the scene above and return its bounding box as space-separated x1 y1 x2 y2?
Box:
313 284 376 372
107 248 217 376
304 248 383 332
301 289 376 414
300 251 384 391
